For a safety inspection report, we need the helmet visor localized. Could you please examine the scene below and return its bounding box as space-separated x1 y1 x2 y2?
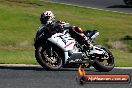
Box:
41 16 51 24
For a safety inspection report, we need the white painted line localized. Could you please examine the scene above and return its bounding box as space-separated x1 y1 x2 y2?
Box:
115 67 132 69
43 0 132 15
0 64 41 67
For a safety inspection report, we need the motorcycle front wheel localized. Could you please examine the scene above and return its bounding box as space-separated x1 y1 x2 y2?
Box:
92 45 115 72
35 45 63 70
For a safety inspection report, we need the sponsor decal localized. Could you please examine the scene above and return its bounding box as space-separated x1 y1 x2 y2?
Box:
76 65 130 84
64 42 74 48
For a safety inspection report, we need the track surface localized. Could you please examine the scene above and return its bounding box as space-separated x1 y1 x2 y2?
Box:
45 0 132 14
0 66 131 88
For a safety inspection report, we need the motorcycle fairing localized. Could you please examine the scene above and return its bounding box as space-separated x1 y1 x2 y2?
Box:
89 45 109 59
47 32 83 63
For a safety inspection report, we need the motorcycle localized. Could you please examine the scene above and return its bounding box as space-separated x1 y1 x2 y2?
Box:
34 24 115 72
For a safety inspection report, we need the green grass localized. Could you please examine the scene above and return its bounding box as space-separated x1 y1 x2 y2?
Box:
112 50 132 67
0 0 132 66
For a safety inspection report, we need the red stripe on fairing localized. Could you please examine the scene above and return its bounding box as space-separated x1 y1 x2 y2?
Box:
64 42 74 48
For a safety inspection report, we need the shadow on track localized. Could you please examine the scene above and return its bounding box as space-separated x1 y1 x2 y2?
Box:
107 5 131 8
0 65 94 72
0 65 44 71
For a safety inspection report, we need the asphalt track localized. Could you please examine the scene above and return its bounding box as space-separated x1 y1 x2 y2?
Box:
44 0 132 14
0 65 131 88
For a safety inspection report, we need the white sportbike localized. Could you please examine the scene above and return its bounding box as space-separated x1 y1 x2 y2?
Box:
34 25 114 72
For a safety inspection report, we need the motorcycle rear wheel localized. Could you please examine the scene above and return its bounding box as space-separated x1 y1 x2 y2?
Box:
92 45 115 72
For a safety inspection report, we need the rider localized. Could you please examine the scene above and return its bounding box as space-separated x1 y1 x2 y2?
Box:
38 11 91 47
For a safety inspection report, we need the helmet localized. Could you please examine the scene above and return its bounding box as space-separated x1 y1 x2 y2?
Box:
40 11 55 24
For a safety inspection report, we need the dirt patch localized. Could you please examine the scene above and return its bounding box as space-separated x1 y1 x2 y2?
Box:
109 41 128 52
16 40 29 47
0 40 33 51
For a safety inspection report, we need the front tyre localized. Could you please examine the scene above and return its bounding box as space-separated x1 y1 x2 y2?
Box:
35 46 63 70
92 45 115 72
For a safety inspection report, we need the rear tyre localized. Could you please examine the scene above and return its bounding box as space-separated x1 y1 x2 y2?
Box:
92 45 115 72
35 45 63 70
